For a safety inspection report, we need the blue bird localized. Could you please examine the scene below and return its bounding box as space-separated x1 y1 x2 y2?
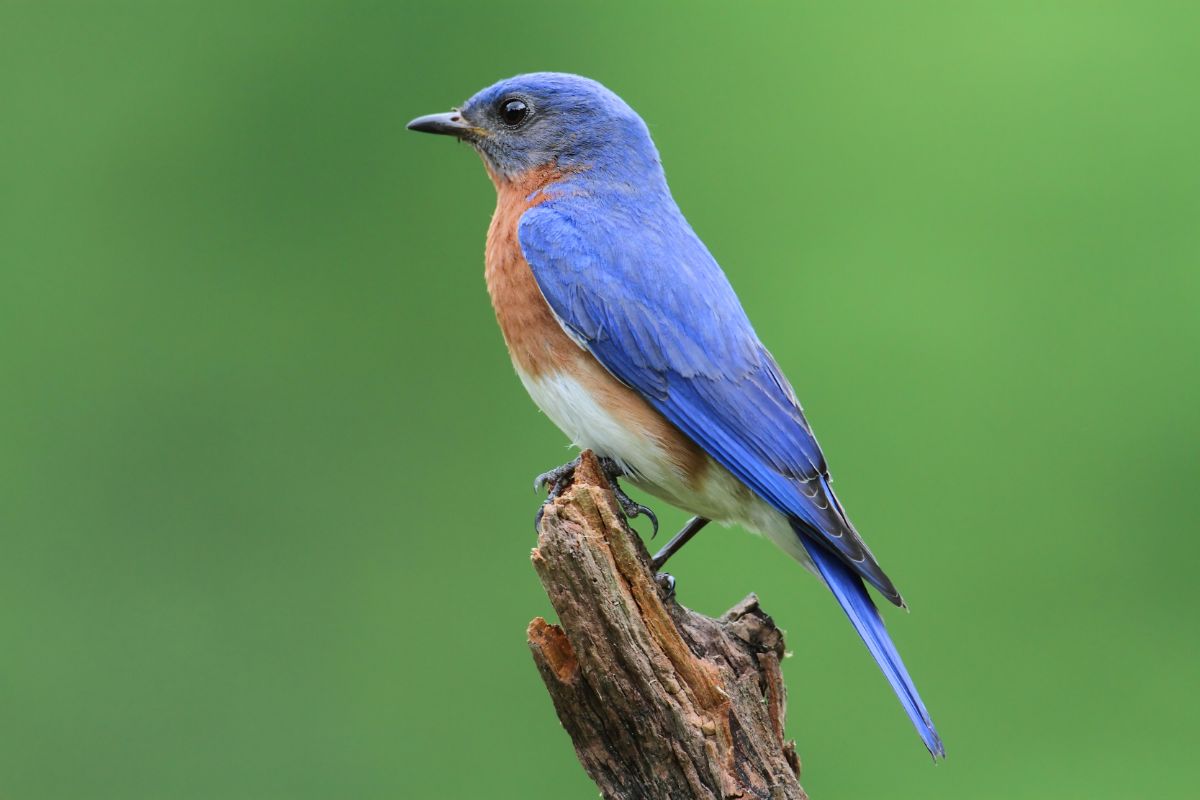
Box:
409 72 944 759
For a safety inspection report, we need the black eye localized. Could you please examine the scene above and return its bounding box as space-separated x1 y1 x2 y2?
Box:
499 98 529 126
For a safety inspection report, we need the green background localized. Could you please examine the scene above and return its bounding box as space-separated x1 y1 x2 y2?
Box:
2 2 1197 798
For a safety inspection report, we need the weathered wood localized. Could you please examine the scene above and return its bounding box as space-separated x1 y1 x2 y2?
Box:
528 451 806 800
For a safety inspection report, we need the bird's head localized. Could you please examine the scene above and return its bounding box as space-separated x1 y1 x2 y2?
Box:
408 72 662 185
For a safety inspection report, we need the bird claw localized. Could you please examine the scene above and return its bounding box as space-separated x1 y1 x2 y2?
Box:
533 457 579 496
532 454 659 537
612 484 659 538
596 456 659 537
655 572 676 599
533 456 582 532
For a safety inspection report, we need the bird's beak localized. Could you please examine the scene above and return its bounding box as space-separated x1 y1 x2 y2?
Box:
406 111 473 138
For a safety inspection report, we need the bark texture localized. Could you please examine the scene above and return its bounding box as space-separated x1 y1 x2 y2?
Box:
527 451 806 800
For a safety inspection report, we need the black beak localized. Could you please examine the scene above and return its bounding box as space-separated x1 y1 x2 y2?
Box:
406 111 473 138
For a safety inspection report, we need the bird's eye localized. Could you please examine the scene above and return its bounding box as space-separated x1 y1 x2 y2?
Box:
499 98 529 126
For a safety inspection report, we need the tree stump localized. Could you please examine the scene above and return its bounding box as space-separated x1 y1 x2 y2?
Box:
527 451 806 799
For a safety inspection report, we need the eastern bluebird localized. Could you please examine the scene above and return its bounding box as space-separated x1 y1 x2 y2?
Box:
409 73 944 759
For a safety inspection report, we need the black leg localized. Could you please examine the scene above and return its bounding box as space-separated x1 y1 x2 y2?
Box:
651 516 710 569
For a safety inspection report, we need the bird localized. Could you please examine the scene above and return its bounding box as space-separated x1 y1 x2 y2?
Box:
408 72 944 759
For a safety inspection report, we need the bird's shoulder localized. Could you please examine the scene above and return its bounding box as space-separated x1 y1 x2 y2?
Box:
517 187 765 385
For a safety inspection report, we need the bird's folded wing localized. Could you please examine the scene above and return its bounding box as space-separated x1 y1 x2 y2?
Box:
519 198 901 604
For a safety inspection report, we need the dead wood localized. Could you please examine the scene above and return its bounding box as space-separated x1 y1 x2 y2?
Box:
527 451 806 799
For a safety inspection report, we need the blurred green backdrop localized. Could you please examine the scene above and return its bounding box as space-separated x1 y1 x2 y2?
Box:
2 2 1197 798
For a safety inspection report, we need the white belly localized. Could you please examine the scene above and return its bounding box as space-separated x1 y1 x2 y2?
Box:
518 368 673 486
517 367 817 574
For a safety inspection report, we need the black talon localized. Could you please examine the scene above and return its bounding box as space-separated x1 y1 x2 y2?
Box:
533 455 583 532
655 572 676 599
638 504 659 538
534 457 580 495
594 455 660 537
611 483 659 537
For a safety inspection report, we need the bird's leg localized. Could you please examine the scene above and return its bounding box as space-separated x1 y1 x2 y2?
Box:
651 516 710 570
595 456 658 537
651 516 710 597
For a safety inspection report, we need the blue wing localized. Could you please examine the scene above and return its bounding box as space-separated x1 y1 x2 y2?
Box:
518 193 901 603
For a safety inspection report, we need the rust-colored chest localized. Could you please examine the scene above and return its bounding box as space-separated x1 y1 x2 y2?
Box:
484 168 583 378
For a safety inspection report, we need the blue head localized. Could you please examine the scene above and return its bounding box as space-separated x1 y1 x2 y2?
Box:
408 73 663 185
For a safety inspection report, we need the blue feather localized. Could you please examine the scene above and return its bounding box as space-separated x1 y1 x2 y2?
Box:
800 527 945 759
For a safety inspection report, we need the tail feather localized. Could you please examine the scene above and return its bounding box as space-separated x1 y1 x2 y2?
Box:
799 531 946 759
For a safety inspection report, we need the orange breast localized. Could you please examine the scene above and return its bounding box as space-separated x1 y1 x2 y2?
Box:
483 163 579 379
483 164 710 485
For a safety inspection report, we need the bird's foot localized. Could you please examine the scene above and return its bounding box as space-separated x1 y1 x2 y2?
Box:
597 457 659 537
533 456 582 532
532 454 659 537
655 572 676 600
533 457 580 500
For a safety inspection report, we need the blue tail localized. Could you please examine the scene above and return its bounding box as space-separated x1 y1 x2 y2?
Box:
800 533 945 758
